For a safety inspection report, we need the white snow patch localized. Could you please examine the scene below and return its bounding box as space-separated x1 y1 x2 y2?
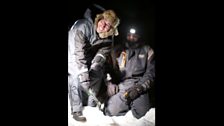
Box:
68 97 155 126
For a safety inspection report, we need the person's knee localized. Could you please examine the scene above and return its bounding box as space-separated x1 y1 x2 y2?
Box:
131 110 145 119
104 94 129 116
131 105 150 119
104 102 119 116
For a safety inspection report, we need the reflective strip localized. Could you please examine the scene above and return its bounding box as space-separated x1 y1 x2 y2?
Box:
147 49 154 61
106 73 112 81
96 53 106 60
70 20 78 30
120 51 126 69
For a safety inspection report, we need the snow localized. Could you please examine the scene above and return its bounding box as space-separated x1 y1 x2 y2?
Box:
68 97 155 126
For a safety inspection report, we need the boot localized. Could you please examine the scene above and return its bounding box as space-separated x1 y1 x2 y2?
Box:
72 111 86 122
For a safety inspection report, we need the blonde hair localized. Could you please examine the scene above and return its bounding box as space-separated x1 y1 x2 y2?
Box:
94 10 120 38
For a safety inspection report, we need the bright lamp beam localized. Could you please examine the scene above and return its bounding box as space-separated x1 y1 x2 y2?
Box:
130 28 136 34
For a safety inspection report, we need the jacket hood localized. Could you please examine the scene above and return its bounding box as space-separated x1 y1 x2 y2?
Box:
83 4 106 23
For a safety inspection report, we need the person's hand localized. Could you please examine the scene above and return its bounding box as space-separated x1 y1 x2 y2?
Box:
124 84 144 101
107 82 119 97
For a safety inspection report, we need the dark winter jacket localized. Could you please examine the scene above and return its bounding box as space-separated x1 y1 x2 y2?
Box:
68 4 111 80
116 42 155 91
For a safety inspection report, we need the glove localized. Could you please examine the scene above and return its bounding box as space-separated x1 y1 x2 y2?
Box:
107 82 119 97
124 84 144 101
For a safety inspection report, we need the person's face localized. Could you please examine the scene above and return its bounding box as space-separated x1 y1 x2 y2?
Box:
96 19 112 33
127 34 139 42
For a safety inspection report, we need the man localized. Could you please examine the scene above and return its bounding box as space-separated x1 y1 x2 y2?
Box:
104 28 155 119
68 4 120 122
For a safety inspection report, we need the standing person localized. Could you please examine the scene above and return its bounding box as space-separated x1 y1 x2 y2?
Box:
104 28 155 119
68 4 120 122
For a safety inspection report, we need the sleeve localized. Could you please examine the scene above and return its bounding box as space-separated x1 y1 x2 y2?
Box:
68 22 90 83
136 47 155 91
104 54 122 85
89 38 112 71
74 30 89 70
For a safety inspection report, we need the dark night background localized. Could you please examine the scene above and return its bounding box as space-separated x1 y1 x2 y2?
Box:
1 0 221 126
68 0 155 48
68 1 220 125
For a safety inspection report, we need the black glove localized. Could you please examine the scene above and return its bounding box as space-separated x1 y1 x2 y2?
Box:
124 84 144 101
107 82 119 97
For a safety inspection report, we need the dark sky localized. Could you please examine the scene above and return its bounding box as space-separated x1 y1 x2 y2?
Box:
68 0 155 48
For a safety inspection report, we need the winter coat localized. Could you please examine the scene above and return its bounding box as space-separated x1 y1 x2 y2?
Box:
116 42 155 91
68 5 108 79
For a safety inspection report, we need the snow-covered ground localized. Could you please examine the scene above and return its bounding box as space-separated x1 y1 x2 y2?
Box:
68 97 155 126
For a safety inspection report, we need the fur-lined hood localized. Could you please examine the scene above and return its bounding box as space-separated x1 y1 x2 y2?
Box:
94 10 120 38
84 4 120 38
